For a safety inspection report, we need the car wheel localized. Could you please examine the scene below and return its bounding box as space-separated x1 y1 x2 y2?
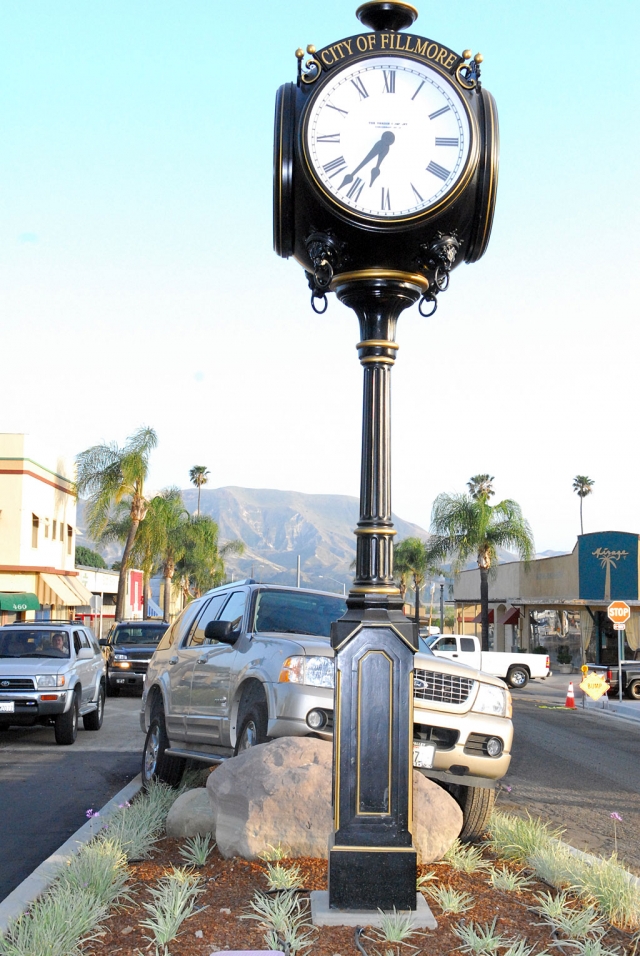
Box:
627 680 640 701
507 665 529 689
142 708 185 788
55 690 79 745
83 684 105 731
452 785 496 842
235 701 269 755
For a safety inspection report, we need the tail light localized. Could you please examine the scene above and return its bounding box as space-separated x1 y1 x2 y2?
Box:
607 668 613 682
546 656 550 670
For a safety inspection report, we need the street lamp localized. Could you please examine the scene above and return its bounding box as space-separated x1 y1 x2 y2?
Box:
438 575 446 634
319 575 346 596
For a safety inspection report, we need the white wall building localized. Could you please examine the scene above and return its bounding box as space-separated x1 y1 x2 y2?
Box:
0 433 92 622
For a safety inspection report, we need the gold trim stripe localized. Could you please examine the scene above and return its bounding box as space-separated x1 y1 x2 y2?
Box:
356 340 400 350
334 668 341 832
356 650 393 816
354 527 397 535
360 355 395 365
331 845 416 853
331 269 429 291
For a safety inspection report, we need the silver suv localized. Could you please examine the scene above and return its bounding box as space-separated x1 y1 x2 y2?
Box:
141 583 513 838
0 623 106 745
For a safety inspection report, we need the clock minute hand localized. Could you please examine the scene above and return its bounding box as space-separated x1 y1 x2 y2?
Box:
338 131 396 191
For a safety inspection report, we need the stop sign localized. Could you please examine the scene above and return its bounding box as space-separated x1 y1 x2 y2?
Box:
607 601 631 625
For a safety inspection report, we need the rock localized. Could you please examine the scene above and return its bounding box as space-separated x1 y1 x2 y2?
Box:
207 737 333 859
206 736 462 863
166 787 216 838
413 772 463 864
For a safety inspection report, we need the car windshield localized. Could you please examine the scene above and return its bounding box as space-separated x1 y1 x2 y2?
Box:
113 626 167 646
253 589 346 638
0 629 70 658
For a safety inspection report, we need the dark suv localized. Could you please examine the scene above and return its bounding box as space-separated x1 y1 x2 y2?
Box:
101 620 168 696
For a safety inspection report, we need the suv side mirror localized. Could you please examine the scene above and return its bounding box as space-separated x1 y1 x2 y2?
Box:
204 620 238 645
99 639 108 646
76 646 94 660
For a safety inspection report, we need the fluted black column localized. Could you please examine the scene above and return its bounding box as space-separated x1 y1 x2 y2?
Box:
328 273 425 911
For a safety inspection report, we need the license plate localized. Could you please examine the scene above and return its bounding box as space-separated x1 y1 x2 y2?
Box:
0 701 15 713
413 742 436 769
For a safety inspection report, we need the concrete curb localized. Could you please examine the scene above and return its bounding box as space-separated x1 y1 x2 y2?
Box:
0 773 143 935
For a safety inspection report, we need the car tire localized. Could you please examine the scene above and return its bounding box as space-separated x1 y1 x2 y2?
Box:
453 785 496 842
83 684 105 731
142 709 185 788
55 690 79 746
234 701 269 755
627 680 640 701
507 665 529 689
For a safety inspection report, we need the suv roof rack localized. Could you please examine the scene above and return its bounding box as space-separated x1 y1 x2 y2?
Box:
5 620 80 626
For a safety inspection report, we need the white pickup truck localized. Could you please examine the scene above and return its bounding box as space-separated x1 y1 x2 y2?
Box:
423 634 550 689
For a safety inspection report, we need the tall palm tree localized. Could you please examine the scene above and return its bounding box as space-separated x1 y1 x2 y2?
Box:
189 466 210 516
573 475 594 535
428 482 535 651
175 515 244 600
76 426 158 621
467 474 495 501
130 488 188 619
394 537 436 626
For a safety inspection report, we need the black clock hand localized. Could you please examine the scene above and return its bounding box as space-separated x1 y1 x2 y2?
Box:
338 131 395 190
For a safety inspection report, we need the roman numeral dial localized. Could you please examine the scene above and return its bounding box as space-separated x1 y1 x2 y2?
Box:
306 55 473 220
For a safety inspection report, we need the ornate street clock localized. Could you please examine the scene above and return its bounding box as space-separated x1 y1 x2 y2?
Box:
273 0 500 915
274 0 498 312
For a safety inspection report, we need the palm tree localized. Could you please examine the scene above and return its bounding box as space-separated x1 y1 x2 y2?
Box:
76 426 158 621
573 475 594 535
174 515 244 600
467 474 495 501
428 481 535 652
130 488 188 619
189 466 210 516
394 537 436 626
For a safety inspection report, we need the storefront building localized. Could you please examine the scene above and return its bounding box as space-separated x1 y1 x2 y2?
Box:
452 531 640 667
0 433 93 621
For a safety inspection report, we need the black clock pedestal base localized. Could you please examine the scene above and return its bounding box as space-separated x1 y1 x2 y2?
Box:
328 274 424 912
329 844 417 911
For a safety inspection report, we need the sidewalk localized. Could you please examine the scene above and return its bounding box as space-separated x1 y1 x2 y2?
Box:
516 671 640 723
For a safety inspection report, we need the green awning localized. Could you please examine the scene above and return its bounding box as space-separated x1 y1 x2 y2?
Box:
0 592 41 612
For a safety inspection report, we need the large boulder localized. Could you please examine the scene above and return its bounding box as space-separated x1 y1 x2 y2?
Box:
207 737 333 859
166 787 216 838
413 772 463 864
206 736 462 863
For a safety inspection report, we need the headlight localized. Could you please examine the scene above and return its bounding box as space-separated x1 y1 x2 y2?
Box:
35 675 65 688
279 656 335 688
472 683 508 717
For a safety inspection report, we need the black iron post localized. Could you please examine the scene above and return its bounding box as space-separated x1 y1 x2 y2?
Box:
328 274 423 910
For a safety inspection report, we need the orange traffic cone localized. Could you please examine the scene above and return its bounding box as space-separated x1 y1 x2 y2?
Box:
565 681 576 709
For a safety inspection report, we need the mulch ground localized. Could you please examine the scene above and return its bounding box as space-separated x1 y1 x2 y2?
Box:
84 839 636 956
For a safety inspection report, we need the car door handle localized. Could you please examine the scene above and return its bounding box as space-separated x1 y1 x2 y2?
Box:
197 655 210 664
168 656 178 665
452 653 458 657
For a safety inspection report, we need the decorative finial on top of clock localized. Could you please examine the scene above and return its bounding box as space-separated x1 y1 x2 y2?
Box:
356 1 418 32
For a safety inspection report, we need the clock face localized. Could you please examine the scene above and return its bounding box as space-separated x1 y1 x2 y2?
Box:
304 55 475 222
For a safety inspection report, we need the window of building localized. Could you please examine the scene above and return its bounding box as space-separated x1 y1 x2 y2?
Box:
44 519 49 539
52 520 57 539
32 515 39 549
60 523 64 541
67 525 73 555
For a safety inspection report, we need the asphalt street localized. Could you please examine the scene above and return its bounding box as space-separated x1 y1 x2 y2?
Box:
0 694 144 901
499 674 640 873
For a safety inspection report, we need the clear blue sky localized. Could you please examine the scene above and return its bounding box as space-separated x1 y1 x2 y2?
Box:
2 0 639 551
